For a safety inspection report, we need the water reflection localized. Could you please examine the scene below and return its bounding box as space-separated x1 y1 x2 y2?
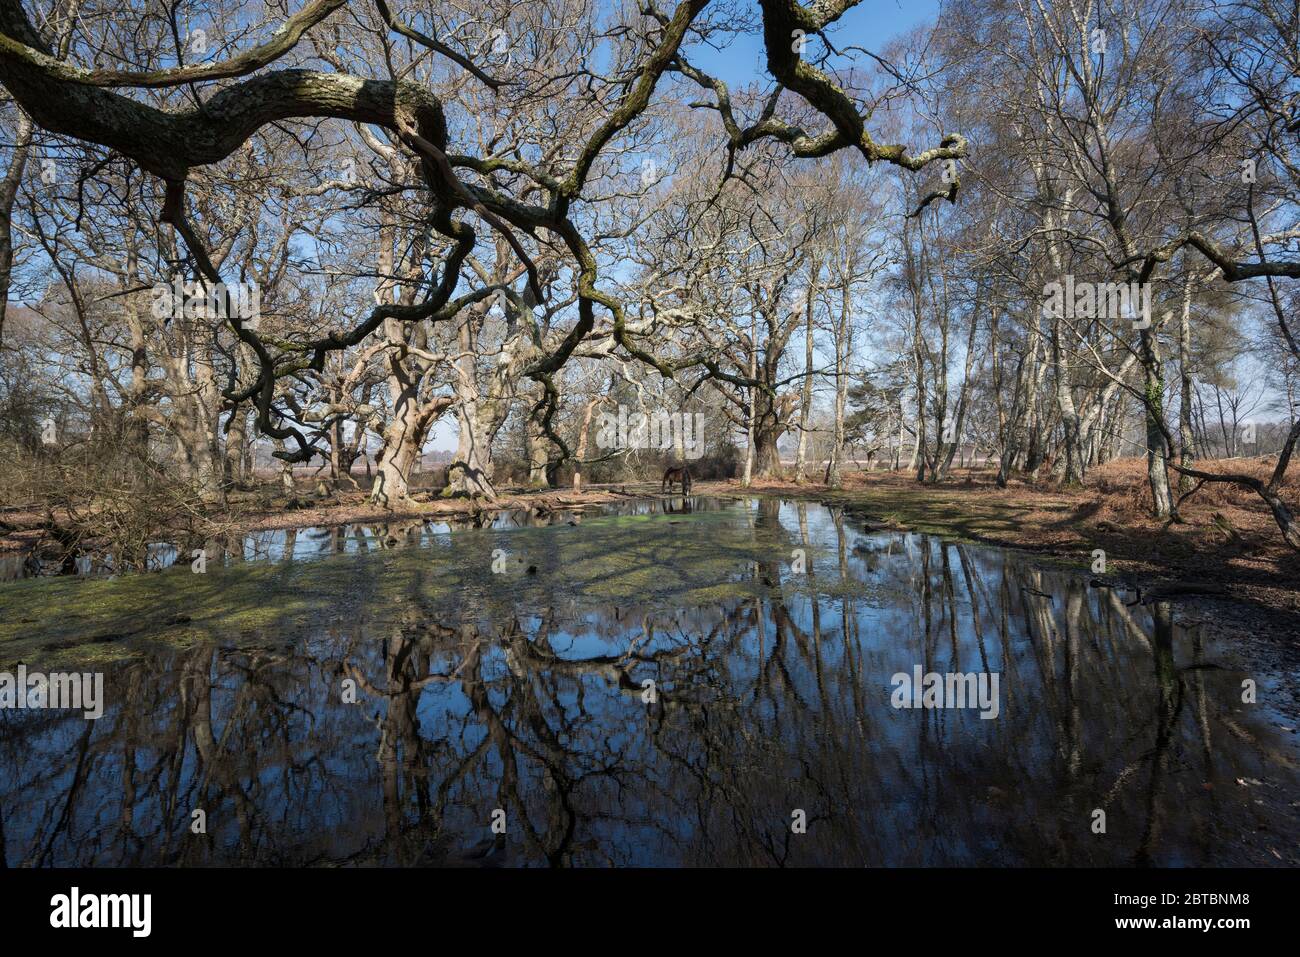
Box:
0 497 1295 866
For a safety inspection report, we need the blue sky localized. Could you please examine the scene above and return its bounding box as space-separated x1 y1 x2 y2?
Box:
688 0 940 87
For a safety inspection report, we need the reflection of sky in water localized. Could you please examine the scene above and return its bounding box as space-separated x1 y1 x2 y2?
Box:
0 497 1296 867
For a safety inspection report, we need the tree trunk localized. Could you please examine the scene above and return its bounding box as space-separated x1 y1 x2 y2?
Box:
524 389 551 488
572 396 601 491
168 349 225 504
1141 325 1173 519
371 400 425 507
742 318 756 488
795 273 816 483
1177 271 1196 494
446 306 503 499
752 387 787 478
0 110 31 352
224 408 250 486
1052 319 1086 485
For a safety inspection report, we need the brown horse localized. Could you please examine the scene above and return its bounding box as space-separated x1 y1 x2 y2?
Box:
662 466 692 494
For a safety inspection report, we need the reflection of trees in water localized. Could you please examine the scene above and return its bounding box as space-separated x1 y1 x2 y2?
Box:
0 506 1295 866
